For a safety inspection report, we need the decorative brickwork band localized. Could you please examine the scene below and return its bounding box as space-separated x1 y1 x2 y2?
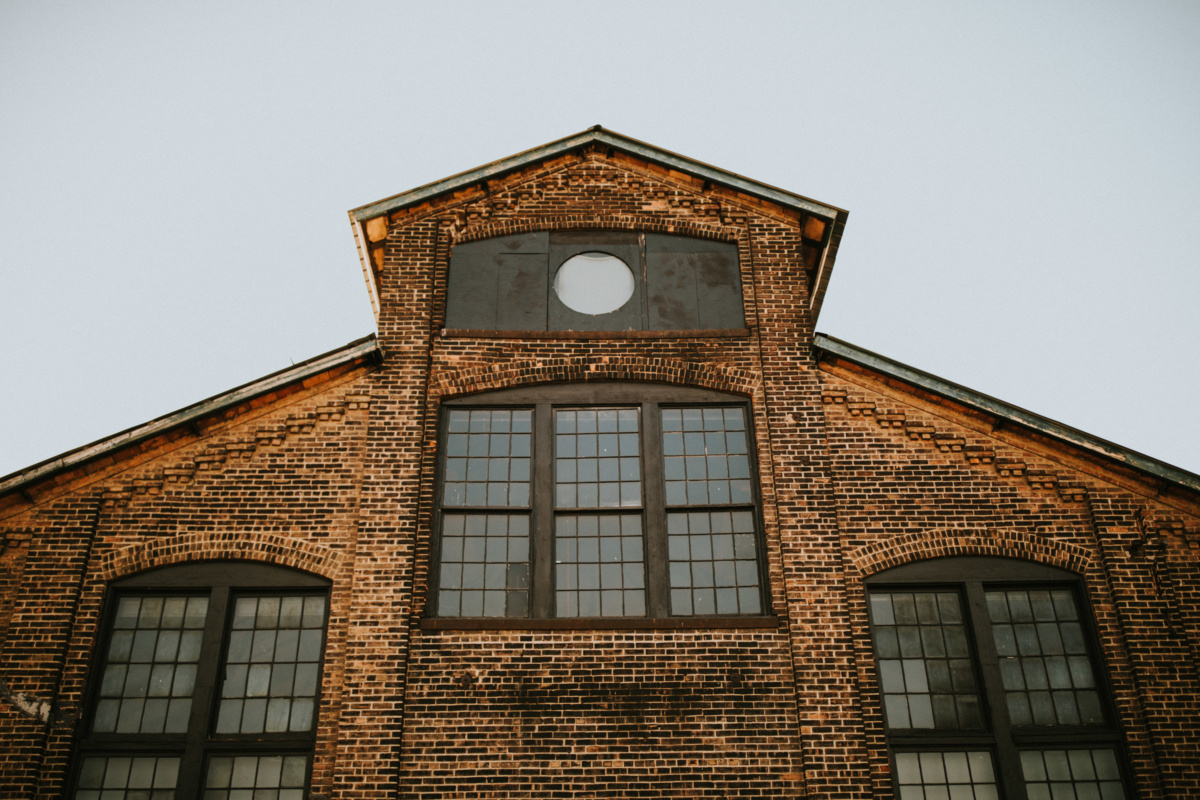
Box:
451 215 737 248
430 357 761 401
96 532 345 583
848 527 1095 579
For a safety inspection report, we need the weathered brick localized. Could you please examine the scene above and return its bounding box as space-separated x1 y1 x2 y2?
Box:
0 134 1196 800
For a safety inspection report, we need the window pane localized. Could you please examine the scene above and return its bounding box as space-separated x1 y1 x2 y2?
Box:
893 751 998 800
663 407 750 506
216 595 326 734
869 591 982 730
986 589 1105 727
442 409 532 507
555 409 640 508
92 596 208 734
555 514 645 617
75 756 180 799
438 513 529 618
667 510 761 615
204 755 309 799
1021 749 1125 800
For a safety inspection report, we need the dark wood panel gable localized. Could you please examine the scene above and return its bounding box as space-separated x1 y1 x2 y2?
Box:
445 231 745 334
446 232 548 330
546 236 643 332
645 234 743 331
496 254 548 330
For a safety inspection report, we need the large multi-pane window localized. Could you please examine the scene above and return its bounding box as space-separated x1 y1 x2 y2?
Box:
432 383 767 620
866 558 1129 800
71 563 329 800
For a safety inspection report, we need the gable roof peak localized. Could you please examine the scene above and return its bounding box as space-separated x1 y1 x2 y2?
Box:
349 126 846 224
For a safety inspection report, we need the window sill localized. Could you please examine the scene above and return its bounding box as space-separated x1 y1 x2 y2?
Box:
439 328 751 340
419 615 780 632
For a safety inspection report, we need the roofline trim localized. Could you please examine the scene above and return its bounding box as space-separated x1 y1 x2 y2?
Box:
349 126 844 223
813 333 1200 493
0 337 382 497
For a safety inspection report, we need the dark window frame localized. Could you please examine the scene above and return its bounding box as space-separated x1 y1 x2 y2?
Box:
443 230 746 334
866 557 1130 799
69 562 330 800
426 382 774 629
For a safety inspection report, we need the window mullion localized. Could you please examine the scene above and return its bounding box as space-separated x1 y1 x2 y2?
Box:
531 402 555 619
642 402 669 618
966 581 1025 800
173 585 228 800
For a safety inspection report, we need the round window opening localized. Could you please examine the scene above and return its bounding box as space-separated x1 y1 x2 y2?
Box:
553 252 635 315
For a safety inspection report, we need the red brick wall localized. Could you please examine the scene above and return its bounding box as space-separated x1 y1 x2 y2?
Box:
0 374 373 798
0 145 1197 799
820 372 1200 799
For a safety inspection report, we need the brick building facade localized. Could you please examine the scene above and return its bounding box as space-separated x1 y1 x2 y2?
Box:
1 127 1197 799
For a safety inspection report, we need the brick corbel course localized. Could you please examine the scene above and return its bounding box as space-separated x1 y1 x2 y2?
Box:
825 389 1088 505
86 398 362 514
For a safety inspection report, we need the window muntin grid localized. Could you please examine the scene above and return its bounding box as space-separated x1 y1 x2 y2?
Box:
437 513 530 617
1020 749 1125 800
74 565 328 800
75 756 179 800
662 407 751 506
216 596 327 734
667 509 761 615
554 408 641 509
92 596 209 735
868 591 982 730
203 755 308 800
986 589 1104 727
555 513 645 617
434 388 766 621
867 560 1129 800
894 751 999 800
443 409 532 508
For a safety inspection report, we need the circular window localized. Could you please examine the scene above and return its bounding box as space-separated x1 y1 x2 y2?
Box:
553 252 635 315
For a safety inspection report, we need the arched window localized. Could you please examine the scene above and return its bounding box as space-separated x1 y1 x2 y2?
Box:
429 383 768 623
70 562 329 800
866 557 1129 800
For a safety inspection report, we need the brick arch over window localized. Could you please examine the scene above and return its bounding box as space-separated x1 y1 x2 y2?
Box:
450 215 738 249
847 527 1096 581
97 532 345 583
429 357 763 401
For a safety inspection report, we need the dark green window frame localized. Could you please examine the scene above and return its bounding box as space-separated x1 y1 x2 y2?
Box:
69 562 330 800
428 383 771 627
866 557 1130 800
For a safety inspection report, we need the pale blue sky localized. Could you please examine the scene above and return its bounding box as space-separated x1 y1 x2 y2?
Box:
2 1 1198 476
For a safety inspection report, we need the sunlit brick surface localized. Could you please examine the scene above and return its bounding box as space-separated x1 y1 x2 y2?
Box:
1 141 1195 800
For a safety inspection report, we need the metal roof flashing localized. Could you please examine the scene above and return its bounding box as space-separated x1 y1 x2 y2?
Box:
349 127 849 328
0 336 381 499
813 333 1200 495
349 126 845 223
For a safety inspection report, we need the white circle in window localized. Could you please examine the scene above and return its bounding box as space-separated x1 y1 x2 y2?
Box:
553 252 635 315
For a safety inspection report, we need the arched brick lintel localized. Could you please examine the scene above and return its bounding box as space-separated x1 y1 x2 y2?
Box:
848 528 1095 580
96 532 346 583
429 357 763 402
452 214 737 247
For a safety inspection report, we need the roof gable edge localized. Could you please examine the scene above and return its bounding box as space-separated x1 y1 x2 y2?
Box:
350 126 844 223
814 332 1200 494
0 336 381 498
